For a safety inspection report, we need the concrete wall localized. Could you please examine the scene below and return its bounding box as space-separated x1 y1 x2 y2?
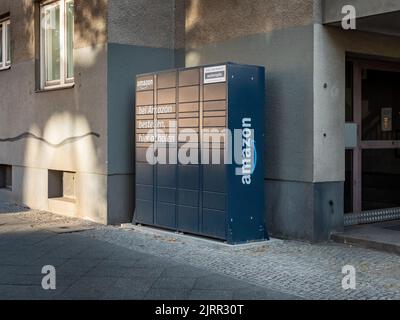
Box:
313 25 400 181
185 0 316 181
312 23 400 238
183 0 400 241
184 0 329 240
323 0 400 23
0 0 109 224
106 0 181 223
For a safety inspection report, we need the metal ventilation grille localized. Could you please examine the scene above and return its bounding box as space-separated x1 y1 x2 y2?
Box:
345 208 400 227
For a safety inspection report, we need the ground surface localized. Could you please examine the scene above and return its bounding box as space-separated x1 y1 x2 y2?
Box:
0 202 399 300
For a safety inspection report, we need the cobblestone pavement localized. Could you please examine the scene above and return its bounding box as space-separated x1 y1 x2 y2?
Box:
0 203 297 300
1 202 400 300
83 225 400 300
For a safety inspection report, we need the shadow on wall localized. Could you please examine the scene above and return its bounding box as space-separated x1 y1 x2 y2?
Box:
0 0 108 223
184 0 309 52
74 0 107 48
15 0 107 58
184 0 275 172
21 112 105 222
184 0 317 186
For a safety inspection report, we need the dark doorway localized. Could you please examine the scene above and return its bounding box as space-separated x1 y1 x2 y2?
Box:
346 59 400 215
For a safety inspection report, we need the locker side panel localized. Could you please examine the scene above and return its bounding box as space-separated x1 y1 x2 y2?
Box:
226 64 267 244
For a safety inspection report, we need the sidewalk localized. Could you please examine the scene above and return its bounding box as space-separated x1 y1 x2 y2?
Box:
1 202 399 300
332 220 400 255
0 203 297 300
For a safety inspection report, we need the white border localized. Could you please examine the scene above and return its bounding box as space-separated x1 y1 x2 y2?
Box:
204 65 227 84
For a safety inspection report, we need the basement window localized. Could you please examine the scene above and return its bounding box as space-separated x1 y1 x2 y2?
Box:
0 165 12 190
48 170 76 200
0 18 11 70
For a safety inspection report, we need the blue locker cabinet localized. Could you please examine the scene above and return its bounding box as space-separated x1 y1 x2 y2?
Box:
135 63 268 244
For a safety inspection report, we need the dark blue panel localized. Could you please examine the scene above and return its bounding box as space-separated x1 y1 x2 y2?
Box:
157 187 176 204
203 192 226 211
136 184 153 201
178 189 199 207
178 165 199 189
203 165 226 192
177 206 199 233
202 209 226 240
136 163 154 185
155 202 176 229
226 63 267 244
157 165 177 187
135 200 153 225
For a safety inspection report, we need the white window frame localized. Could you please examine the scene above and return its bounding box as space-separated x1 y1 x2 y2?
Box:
40 0 74 89
0 18 11 71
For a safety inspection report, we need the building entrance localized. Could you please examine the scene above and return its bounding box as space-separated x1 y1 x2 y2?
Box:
345 59 400 225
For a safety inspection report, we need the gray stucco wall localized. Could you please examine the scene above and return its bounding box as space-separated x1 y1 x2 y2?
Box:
0 0 109 224
186 25 344 241
108 0 177 49
106 0 181 223
186 27 315 183
183 0 328 241
106 43 177 223
185 0 315 48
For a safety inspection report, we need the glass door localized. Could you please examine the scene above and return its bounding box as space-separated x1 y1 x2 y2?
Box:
350 60 400 213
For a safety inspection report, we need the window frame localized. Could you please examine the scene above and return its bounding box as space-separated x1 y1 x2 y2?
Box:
40 0 74 89
0 18 11 71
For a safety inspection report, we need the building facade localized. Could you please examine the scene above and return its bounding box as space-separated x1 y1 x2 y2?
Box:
1 0 400 241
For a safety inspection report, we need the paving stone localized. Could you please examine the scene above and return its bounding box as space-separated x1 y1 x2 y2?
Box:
193 274 251 291
2 203 399 300
60 277 119 300
96 258 142 268
58 258 103 270
55 263 97 278
101 289 148 300
151 277 198 290
161 265 211 278
0 274 43 286
113 277 157 292
0 285 67 300
144 288 190 300
233 287 300 300
188 289 234 300
82 225 400 300
71 247 115 260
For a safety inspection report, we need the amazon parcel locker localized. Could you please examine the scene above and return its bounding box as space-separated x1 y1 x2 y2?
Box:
134 63 268 244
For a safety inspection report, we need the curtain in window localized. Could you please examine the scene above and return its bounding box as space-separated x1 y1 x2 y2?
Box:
43 4 61 82
0 25 3 68
66 1 74 79
6 22 10 64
